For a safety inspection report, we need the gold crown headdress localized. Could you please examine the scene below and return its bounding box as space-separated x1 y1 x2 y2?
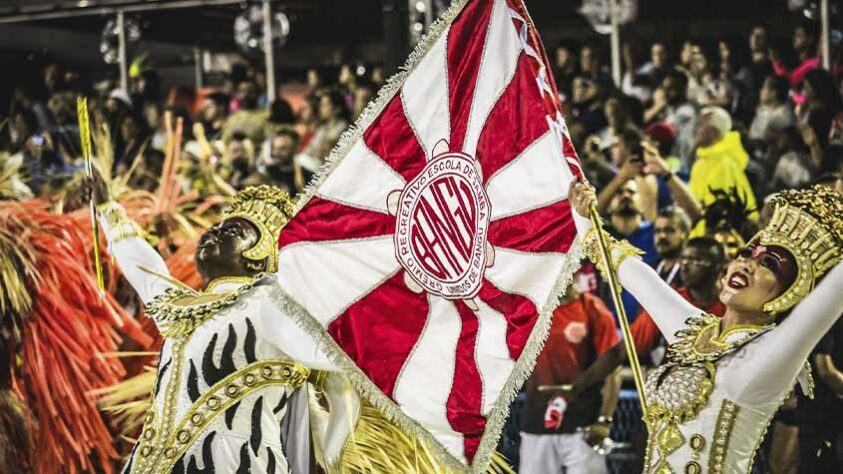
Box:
758 185 843 313
223 185 295 273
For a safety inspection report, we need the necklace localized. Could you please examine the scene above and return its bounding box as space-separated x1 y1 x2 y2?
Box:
145 273 265 339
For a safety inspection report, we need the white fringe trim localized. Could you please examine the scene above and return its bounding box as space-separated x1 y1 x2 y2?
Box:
279 0 584 470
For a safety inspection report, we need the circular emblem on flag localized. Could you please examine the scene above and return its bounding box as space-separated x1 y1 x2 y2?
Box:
394 150 491 299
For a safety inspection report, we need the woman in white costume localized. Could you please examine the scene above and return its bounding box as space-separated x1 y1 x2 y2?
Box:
569 182 843 474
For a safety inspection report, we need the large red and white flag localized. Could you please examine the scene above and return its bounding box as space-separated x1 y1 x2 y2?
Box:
277 0 583 470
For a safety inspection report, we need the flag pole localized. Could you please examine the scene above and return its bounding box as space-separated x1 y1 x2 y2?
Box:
76 97 106 299
588 205 648 416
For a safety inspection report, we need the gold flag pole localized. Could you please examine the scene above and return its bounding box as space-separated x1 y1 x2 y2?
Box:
588 205 648 416
77 97 106 299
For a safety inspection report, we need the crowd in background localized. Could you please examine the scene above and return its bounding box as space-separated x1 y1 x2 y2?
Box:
3 14 843 474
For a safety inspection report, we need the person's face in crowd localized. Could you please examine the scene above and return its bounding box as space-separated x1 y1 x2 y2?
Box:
654 215 687 259
307 69 321 89
227 140 248 163
371 66 384 85
267 134 296 168
203 100 223 123
299 101 316 125
44 63 62 92
120 116 140 142
802 79 816 104
713 230 745 260
319 94 337 122
196 218 263 282
145 104 161 130
680 246 719 289
661 76 682 104
338 65 354 87
793 27 812 53
759 77 777 106
572 78 596 104
718 41 730 63
604 98 622 126
580 46 595 73
749 26 768 53
555 46 573 70
680 41 696 66
237 81 258 109
720 240 797 314
690 51 708 77
694 114 721 148
609 135 631 166
353 87 374 118
651 43 667 68
11 113 32 148
609 180 641 217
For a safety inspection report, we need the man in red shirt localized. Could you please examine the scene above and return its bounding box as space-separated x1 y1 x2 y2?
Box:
519 279 620 474
563 237 727 395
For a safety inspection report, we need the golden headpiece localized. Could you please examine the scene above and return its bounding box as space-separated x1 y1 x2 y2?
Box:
758 185 843 313
223 185 295 273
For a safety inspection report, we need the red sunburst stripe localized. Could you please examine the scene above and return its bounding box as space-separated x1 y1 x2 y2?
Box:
278 196 395 248
478 279 538 360
363 95 427 182
446 0 495 152
327 272 429 398
487 200 575 254
475 55 550 183
447 300 486 462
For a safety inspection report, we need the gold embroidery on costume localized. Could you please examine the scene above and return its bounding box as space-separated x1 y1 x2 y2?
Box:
132 360 309 474
643 313 768 473
708 400 739 474
144 274 264 339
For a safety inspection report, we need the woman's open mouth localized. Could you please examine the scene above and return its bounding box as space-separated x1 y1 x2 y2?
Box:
727 272 749 289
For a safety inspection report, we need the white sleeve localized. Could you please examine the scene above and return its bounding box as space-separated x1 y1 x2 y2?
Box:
98 204 175 304
258 286 338 371
728 262 843 405
615 257 701 344
575 215 701 344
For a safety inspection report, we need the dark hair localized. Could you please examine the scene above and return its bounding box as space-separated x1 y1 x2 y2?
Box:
207 92 229 113
273 127 300 148
796 19 820 43
617 126 643 148
685 236 726 266
663 69 688 95
816 144 843 180
765 75 790 104
804 69 840 110
269 98 295 124
320 88 351 122
657 206 692 233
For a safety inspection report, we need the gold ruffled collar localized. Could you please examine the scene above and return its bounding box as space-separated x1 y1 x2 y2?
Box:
145 274 265 339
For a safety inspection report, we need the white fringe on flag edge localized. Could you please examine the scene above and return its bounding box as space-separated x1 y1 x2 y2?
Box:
281 0 585 471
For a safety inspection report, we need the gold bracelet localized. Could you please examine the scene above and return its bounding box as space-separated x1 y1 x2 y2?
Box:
583 228 643 277
97 201 146 243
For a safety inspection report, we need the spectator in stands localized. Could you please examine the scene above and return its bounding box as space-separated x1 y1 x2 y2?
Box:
200 92 230 142
799 68 840 149
774 21 820 87
553 42 579 102
246 128 310 196
645 71 697 165
299 88 350 171
749 75 793 146
352 78 376 121
653 207 692 287
222 80 268 145
221 131 255 190
738 25 774 111
598 127 659 223
688 106 758 215
767 124 814 194
520 282 620 474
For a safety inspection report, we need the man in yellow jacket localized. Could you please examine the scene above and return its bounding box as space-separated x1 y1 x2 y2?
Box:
689 106 758 218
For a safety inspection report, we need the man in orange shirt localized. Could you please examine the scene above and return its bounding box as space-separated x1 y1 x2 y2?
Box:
563 237 727 396
520 280 620 474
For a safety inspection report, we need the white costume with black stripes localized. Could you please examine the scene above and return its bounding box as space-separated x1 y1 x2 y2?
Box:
100 208 337 474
